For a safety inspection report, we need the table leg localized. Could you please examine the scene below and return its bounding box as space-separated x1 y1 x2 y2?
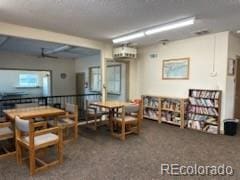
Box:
109 108 114 133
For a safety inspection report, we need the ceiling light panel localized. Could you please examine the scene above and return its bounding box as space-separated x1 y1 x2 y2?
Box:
145 17 195 35
112 32 145 44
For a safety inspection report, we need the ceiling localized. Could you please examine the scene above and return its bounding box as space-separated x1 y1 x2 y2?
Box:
0 0 240 45
0 36 100 59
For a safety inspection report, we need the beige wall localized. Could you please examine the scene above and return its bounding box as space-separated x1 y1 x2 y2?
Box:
131 32 229 131
0 51 76 96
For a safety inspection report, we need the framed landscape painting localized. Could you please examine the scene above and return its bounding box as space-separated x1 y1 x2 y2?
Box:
162 58 190 80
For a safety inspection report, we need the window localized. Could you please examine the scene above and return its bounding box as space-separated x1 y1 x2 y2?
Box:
19 74 39 87
89 67 101 91
107 65 121 94
89 65 121 94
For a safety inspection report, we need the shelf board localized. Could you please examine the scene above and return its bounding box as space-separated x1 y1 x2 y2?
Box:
189 112 219 117
144 106 159 110
144 116 159 121
189 96 218 100
187 127 218 134
189 104 219 109
161 120 181 126
161 108 180 113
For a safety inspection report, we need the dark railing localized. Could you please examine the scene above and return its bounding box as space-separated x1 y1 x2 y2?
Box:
0 93 101 120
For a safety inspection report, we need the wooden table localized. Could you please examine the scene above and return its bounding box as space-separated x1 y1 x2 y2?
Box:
90 101 132 131
4 106 65 120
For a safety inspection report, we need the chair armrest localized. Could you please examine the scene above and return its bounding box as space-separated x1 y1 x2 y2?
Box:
0 122 11 128
34 127 59 136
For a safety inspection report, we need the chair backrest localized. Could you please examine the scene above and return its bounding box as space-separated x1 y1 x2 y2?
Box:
16 103 39 109
15 116 30 133
65 103 77 114
125 104 139 114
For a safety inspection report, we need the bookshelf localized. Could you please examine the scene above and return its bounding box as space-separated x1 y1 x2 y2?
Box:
142 95 187 128
142 95 160 121
187 89 222 134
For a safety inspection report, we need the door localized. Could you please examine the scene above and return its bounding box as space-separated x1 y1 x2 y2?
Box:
76 73 85 94
234 57 240 119
43 75 51 96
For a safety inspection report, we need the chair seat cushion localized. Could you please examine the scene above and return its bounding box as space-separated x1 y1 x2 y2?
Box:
88 110 107 116
23 133 58 146
0 127 13 136
59 118 74 125
116 116 137 122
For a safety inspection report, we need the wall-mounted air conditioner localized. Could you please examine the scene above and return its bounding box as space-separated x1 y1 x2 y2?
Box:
113 47 137 59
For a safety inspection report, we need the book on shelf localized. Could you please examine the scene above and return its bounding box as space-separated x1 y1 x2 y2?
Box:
161 99 181 112
161 111 181 124
143 96 159 108
191 90 220 99
188 106 219 116
189 97 219 108
144 109 159 120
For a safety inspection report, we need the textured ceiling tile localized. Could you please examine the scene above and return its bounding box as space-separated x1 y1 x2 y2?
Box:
0 0 240 45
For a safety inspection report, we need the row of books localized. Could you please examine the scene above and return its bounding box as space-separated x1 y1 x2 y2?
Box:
143 97 159 108
144 109 159 120
188 113 217 121
161 111 181 124
188 106 219 116
161 99 181 112
190 90 220 99
189 97 219 108
187 120 218 134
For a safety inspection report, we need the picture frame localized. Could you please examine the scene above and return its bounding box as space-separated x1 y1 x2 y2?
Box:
227 58 236 76
162 58 190 80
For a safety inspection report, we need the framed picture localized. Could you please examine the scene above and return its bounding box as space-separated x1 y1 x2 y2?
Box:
162 58 190 80
227 58 236 76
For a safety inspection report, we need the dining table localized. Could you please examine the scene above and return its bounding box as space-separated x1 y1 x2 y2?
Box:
90 101 135 131
3 106 65 121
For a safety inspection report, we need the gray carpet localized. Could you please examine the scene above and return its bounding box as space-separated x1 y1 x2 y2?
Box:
1 120 240 180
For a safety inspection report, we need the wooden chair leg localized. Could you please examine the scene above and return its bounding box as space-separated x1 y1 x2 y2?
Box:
16 142 23 165
58 129 63 164
74 124 78 140
121 122 125 141
29 149 35 176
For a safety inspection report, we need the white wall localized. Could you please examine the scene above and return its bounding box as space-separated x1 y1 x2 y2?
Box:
131 32 229 131
75 55 127 101
226 33 240 118
0 51 76 96
0 70 48 97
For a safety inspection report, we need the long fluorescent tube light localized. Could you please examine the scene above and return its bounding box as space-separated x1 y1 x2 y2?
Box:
145 17 195 35
112 32 145 44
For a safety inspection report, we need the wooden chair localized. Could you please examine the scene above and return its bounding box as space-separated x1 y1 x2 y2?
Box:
85 100 108 130
48 103 78 142
111 103 143 141
15 103 47 130
0 119 15 158
15 116 63 176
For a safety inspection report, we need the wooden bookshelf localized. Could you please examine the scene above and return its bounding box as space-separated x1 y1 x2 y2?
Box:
142 95 187 128
187 89 222 134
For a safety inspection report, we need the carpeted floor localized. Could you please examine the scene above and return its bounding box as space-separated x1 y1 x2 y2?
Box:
0 120 240 180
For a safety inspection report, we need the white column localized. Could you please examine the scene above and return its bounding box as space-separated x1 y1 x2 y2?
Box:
101 51 106 102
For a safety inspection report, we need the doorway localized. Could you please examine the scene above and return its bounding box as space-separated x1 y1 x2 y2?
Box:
76 72 86 94
234 56 240 119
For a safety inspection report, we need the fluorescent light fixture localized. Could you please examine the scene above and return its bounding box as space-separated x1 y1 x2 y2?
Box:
112 32 145 44
145 17 195 35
